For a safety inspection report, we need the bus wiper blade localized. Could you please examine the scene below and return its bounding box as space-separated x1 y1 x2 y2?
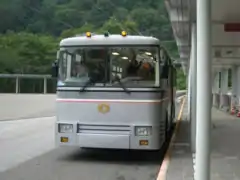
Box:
114 75 131 94
79 78 95 92
79 72 100 92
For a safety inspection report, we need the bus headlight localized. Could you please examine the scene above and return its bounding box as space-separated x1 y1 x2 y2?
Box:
135 126 152 136
59 124 73 133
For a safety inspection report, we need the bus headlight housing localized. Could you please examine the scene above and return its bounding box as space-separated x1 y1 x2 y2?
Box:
59 124 73 133
135 126 152 136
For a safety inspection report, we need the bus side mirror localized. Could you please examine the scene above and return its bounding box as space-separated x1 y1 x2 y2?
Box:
51 60 58 77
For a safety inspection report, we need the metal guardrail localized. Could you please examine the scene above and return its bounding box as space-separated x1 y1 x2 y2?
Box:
0 74 51 78
0 74 187 94
0 74 53 94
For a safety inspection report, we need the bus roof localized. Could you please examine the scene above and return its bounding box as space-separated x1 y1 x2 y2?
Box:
60 35 160 47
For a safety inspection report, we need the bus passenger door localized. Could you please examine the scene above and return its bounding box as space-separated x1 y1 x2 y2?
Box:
166 65 175 131
167 66 173 129
169 66 176 122
160 63 171 133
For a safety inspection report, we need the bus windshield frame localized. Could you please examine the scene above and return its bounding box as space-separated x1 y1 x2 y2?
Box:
57 45 162 88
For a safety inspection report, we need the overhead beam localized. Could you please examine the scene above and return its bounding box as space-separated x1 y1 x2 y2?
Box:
176 43 240 54
176 57 240 62
176 56 240 62
169 17 240 24
179 45 240 48
165 0 189 9
170 21 240 37
178 47 240 57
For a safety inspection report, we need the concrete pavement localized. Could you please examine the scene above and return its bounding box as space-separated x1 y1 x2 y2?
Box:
0 117 55 172
166 101 240 180
0 146 165 180
0 114 166 180
0 93 185 180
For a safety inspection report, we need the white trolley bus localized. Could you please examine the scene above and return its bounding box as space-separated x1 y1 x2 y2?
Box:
52 31 176 150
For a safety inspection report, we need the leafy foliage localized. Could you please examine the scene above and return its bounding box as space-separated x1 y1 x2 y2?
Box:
0 0 186 90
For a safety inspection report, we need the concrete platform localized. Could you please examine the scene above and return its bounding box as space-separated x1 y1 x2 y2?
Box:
166 100 240 180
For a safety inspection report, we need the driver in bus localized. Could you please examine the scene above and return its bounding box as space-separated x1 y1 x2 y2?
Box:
72 61 88 78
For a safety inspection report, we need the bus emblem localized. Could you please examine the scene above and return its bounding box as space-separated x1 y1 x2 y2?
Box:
98 104 110 114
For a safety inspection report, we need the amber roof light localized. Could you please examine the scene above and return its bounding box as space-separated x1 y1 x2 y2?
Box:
121 31 127 37
86 32 91 37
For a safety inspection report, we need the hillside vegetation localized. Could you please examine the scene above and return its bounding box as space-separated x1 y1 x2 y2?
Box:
0 0 186 91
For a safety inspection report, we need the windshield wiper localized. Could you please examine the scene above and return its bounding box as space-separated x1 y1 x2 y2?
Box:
114 75 131 94
79 78 96 92
79 71 102 92
80 75 131 94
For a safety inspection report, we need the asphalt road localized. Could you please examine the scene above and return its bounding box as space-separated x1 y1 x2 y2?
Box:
0 94 56 121
0 145 165 180
0 93 185 180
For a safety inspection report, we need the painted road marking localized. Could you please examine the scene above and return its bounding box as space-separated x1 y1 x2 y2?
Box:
156 96 186 180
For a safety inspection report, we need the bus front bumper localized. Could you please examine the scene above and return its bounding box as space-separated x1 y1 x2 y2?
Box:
55 122 162 150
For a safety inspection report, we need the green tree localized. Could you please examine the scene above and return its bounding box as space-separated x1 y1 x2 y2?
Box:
60 23 96 38
100 17 138 34
176 68 186 90
0 32 57 74
0 0 186 92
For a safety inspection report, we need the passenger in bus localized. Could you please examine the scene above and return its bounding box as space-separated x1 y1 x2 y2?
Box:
126 54 142 76
138 62 152 80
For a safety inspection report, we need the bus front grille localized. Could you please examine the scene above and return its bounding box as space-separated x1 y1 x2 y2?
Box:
77 124 131 135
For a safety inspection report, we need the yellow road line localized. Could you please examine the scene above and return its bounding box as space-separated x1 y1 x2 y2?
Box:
156 96 186 180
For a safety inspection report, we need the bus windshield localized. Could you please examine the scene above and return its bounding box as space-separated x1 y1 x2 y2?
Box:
58 46 160 88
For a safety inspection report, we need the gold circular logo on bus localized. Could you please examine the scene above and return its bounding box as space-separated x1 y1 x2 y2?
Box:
98 104 110 114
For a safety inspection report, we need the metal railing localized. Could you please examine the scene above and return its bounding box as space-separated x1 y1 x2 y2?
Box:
0 74 56 94
0 73 187 94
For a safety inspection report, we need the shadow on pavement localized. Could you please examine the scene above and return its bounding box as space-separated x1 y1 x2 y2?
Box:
58 148 166 165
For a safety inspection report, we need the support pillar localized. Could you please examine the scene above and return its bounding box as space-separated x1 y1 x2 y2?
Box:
232 66 237 96
236 66 240 96
212 72 220 108
230 66 238 114
187 66 192 122
43 77 47 94
211 72 215 107
235 67 240 116
220 69 229 111
213 72 220 93
190 23 197 153
15 77 20 93
196 0 211 179
220 69 228 94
